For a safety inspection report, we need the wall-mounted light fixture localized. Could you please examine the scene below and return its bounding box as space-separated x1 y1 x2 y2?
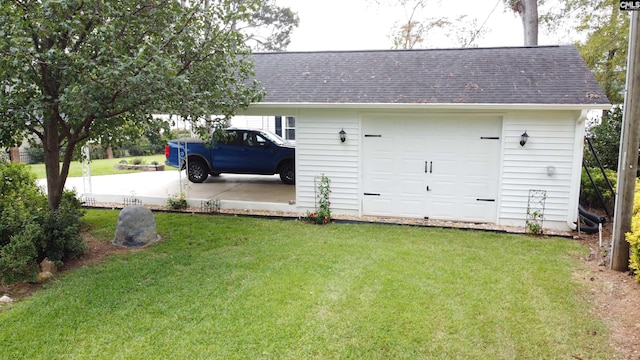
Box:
339 129 346 143
547 165 556 177
519 131 529 147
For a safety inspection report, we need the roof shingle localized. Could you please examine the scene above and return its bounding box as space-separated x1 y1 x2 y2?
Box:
251 46 610 105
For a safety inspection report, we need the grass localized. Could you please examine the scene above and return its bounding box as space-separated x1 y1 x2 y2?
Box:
27 154 172 179
0 210 612 359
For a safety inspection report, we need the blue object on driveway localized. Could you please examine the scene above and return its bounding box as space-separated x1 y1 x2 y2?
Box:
165 128 295 184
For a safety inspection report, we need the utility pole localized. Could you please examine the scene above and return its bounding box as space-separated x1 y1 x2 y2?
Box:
611 9 640 271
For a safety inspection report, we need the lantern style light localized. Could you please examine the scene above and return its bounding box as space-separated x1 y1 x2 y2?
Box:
520 131 529 147
339 129 346 143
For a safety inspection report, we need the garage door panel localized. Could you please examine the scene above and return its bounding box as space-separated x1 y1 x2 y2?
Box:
363 116 501 223
367 158 394 172
369 178 393 193
402 137 426 151
401 158 424 173
364 197 393 216
401 179 424 195
462 202 496 221
429 200 455 219
396 200 423 217
464 181 494 196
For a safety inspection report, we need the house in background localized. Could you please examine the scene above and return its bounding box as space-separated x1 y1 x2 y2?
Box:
231 115 296 143
154 114 297 143
240 45 610 231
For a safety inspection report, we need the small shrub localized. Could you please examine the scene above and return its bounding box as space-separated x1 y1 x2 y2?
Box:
627 191 640 282
118 159 128 164
306 174 331 225
0 160 46 247
0 223 40 283
167 193 188 210
525 210 543 235
131 158 143 165
151 161 159 165
37 191 87 266
0 160 86 284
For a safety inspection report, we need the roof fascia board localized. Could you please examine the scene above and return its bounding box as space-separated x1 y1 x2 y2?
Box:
247 102 611 112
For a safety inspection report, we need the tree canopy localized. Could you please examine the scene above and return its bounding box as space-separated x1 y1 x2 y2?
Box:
584 105 623 170
571 0 628 104
241 0 300 51
536 0 628 103
370 0 488 49
0 0 266 210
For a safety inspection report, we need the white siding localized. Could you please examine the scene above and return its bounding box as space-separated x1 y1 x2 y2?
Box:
282 106 586 232
498 111 584 230
229 115 277 133
296 109 360 215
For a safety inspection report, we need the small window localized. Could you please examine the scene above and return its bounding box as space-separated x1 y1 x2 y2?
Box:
221 131 243 145
243 132 267 147
243 132 256 146
255 134 267 146
284 117 296 141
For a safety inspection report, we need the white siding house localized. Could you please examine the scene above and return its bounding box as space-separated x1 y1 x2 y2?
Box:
240 46 610 232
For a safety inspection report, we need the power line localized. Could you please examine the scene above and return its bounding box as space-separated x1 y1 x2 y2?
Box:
468 0 502 46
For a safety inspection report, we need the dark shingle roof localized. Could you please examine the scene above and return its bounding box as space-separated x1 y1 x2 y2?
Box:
251 45 609 106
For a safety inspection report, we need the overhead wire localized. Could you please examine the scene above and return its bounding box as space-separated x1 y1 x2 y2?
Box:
467 0 502 46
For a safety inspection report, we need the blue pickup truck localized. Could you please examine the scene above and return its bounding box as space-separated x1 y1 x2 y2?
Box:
164 128 295 184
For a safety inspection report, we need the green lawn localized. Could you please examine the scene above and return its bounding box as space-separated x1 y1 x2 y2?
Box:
0 210 612 359
27 154 174 179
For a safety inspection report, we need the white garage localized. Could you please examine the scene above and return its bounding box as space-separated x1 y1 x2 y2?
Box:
243 45 611 232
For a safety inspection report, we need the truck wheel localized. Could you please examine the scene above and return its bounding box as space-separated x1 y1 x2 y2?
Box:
279 161 295 185
187 159 208 183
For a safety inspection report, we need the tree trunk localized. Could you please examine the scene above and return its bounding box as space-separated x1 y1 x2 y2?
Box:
43 120 76 211
508 0 539 46
9 147 20 163
521 0 538 46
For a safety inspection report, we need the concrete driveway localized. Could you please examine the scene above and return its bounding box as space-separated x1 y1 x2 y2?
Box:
43 171 297 212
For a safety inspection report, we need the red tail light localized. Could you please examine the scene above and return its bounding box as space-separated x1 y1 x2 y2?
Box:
164 145 170 158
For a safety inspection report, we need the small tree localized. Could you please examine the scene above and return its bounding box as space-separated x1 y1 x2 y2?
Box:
0 0 266 211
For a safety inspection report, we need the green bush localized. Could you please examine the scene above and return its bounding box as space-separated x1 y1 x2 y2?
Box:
584 106 622 171
37 191 86 266
627 191 640 282
0 161 46 247
0 223 40 283
167 193 188 210
0 160 86 283
580 167 616 213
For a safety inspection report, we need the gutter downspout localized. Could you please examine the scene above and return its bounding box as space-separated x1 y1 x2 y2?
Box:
567 109 590 231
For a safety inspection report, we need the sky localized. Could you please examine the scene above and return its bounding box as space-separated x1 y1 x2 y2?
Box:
274 0 562 51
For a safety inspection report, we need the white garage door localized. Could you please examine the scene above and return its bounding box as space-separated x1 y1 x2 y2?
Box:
362 115 501 223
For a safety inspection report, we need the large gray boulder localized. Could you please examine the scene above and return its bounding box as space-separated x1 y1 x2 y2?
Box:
113 206 160 248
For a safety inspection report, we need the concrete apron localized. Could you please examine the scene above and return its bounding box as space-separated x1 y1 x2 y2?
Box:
39 171 297 213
